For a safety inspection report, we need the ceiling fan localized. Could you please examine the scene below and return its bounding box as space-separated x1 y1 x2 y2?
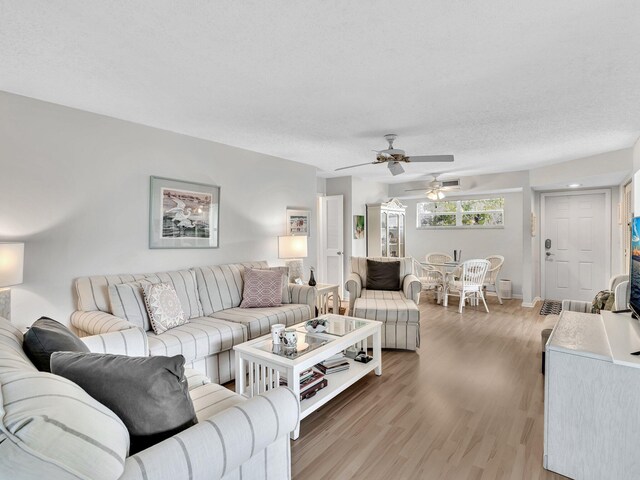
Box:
405 174 461 200
335 134 454 176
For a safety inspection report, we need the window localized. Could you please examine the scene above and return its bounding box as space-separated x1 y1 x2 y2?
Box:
417 197 505 228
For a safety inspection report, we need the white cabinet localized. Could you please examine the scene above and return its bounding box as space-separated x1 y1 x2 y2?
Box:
544 310 640 479
366 198 406 258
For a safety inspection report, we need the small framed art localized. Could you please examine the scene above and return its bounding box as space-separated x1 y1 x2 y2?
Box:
286 209 310 236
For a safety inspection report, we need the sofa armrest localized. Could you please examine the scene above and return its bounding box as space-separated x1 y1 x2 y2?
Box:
403 274 422 304
289 284 317 309
561 299 592 313
71 310 135 336
81 327 149 357
345 273 362 315
121 387 299 480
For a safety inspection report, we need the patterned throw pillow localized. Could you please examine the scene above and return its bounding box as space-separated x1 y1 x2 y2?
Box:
244 266 291 304
143 283 188 334
240 268 284 308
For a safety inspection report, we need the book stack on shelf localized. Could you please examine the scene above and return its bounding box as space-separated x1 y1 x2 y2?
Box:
299 368 327 401
280 368 328 401
315 353 350 374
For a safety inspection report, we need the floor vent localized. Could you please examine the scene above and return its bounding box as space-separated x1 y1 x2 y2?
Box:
539 300 562 316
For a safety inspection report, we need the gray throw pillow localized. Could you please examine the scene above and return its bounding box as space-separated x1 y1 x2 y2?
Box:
50 352 197 455
22 316 90 372
366 259 401 291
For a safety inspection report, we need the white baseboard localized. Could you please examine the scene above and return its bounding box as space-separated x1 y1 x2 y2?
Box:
521 296 542 308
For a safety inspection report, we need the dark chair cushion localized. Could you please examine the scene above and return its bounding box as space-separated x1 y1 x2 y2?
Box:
22 316 90 372
367 259 401 291
50 352 197 455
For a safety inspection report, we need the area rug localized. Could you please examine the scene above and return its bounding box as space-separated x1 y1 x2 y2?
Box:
539 300 562 316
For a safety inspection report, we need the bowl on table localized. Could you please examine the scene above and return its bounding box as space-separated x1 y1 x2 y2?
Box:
305 318 328 333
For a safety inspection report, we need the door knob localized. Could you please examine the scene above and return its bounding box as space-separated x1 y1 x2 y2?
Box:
337 251 343 255
546 252 554 257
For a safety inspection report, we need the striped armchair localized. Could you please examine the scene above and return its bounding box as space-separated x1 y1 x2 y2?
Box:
346 257 421 351
0 317 298 480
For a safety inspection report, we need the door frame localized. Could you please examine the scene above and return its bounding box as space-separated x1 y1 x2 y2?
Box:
540 189 611 300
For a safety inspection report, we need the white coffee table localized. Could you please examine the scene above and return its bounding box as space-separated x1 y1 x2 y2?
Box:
234 314 382 439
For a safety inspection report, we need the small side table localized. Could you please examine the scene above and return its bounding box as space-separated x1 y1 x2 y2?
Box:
313 283 340 315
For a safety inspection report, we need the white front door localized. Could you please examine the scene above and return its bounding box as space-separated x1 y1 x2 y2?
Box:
318 195 344 291
542 191 610 301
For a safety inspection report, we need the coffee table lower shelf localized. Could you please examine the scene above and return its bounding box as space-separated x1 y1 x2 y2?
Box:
299 357 380 419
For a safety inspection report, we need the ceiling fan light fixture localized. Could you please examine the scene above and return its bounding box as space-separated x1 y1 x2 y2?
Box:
426 190 445 201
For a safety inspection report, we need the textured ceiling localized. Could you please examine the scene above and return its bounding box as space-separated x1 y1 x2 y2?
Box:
1 1 639 183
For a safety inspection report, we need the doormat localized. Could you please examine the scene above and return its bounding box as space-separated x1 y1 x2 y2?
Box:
539 300 562 316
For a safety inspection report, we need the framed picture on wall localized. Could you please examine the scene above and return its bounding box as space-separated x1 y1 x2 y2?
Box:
354 215 365 239
286 209 310 236
149 176 220 249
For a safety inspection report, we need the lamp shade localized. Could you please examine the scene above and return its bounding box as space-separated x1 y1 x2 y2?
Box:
0 243 24 287
278 236 308 259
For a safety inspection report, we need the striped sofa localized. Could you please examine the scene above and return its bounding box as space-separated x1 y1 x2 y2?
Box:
0 317 299 480
346 257 421 351
71 261 316 384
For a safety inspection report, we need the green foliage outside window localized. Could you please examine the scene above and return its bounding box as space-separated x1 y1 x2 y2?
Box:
417 198 505 228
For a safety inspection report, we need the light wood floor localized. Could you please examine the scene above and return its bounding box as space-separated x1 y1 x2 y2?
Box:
290 294 566 480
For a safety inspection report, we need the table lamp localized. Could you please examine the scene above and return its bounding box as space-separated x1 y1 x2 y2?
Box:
278 235 308 283
0 243 24 321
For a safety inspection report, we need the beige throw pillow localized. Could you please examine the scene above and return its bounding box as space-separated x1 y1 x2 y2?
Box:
143 282 188 334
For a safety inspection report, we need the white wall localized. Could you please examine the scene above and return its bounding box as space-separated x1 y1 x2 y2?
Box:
403 192 524 297
0 92 318 330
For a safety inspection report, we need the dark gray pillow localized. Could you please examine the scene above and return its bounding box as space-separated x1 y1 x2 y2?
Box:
22 316 90 372
367 259 401 291
50 352 197 455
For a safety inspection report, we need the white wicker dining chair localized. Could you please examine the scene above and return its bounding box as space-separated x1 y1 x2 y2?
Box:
414 261 445 304
484 255 505 304
444 259 491 313
425 252 453 278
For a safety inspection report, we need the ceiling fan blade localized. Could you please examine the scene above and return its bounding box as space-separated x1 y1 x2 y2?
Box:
335 162 378 171
404 187 430 192
441 186 461 191
406 155 454 163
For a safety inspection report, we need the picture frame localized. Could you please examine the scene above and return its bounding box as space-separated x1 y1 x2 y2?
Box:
354 215 365 239
286 209 310 236
149 176 220 249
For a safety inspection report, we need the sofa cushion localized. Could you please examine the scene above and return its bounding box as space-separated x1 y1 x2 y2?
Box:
211 304 312 339
109 279 157 331
51 352 197 455
0 320 128 479
194 261 268 316
22 316 90 372
76 274 146 312
240 268 284 308
360 289 406 300
147 317 248 362
143 282 188 334
190 382 245 422
366 259 401 291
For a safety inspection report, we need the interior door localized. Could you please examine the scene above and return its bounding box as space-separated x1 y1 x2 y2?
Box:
319 195 344 290
543 192 608 301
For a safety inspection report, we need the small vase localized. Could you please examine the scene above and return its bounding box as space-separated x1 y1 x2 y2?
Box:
308 269 317 286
